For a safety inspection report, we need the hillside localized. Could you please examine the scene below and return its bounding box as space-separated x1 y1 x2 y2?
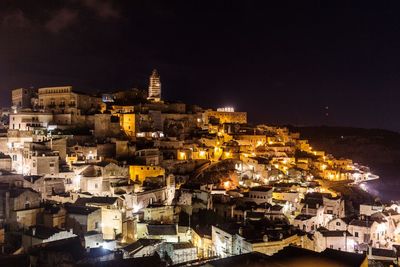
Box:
289 126 400 201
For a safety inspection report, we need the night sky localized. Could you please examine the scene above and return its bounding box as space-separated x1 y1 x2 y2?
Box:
2 1 400 130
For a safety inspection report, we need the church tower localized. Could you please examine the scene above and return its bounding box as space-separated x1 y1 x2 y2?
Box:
147 69 161 102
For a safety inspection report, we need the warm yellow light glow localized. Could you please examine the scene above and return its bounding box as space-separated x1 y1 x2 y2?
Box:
223 181 230 189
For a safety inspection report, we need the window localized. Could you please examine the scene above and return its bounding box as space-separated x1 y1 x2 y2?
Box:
336 222 341 226
95 183 98 189
355 232 359 237
330 245 333 249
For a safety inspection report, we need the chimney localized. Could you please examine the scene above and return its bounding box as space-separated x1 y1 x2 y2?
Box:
306 204 309 214
32 227 36 236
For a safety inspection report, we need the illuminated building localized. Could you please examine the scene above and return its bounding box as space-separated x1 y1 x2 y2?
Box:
129 165 165 184
9 112 53 131
37 86 101 117
118 113 138 137
203 109 247 124
12 87 36 109
74 197 123 240
25 151 59 176
147 69 161 102
65 205 102 236
192 228 213 258
163 242 198 265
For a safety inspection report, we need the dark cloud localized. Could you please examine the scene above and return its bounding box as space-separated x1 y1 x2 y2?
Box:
79 0 120 19
1 9 30 29
45 8 78 33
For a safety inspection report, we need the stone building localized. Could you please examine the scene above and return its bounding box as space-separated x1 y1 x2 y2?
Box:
0 186 42 229
147 69 161 102
38 86 101 115
12 87 36 109
0 153 12 171
203 109 247 124
65 204 102 236
9 111 53 131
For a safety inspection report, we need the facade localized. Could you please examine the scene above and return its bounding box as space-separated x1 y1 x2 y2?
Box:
25 151 59 176
314 229 354 252
38 86 101 115
129 165 165 184
65 205 102 236
147 69 161 102
75 197 123 240
0 154 12 171
9 112 53 131
0 187 41 229
12 87 36 109
246 186 273 204
135 149 162 166
203 109 247 124
143 205 174 223
162 242 198 265
118 113 138 137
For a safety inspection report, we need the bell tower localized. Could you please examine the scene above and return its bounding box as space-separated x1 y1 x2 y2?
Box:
147 69 161 102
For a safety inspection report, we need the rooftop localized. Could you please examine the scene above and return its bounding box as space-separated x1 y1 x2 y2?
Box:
147 224 177 236
25 225 64 239
65 204 100 215
206 246 367 267
74 196 119 206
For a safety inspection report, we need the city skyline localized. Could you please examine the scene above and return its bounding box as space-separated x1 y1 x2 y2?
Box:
1 2 400 266
2 1 400 131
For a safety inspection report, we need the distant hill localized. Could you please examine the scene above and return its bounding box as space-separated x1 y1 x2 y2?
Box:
288 126 400 201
